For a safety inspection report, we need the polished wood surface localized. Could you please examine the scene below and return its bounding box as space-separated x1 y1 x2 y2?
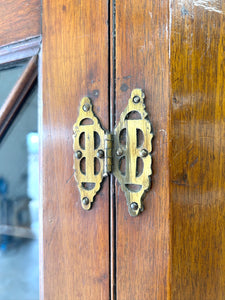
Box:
115 1 170 298
0 0 41 47
170 1 225 299
40 0 225 298
41 0 109 299
0 56 38 140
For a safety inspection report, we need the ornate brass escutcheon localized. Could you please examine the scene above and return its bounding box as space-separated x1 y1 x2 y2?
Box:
73 89 153 216
73 97 105 210
113 89 153 216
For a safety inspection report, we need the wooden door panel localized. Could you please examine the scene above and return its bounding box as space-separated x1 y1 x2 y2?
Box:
115 1 170 299
40 0 225 298
41 1 109 299
170 1 225 299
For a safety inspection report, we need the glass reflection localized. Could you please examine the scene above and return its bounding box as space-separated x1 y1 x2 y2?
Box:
0 61 28 108
0 84 39 300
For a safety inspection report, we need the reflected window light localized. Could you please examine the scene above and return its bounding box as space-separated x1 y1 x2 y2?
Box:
27 132 39 237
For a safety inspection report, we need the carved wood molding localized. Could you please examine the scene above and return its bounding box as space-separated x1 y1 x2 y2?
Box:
0 36 41 66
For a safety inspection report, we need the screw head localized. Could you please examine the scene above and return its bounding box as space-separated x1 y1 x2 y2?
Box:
97 149 104 158
140 149 148 157
82 197 89 206
130 202 138 211
133 96 140 103
83 103 90 112
116 148 123 156
75 150 82 159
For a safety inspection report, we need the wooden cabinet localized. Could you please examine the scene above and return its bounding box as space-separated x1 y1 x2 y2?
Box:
41 0 225 299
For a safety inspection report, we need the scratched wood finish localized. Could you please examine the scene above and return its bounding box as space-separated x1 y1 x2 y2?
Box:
41 0 109 299
115 1 170 298
0 0 40 47
170 1 225 299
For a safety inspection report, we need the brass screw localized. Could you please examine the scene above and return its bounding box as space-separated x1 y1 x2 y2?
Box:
97 149 104 158
83 103 90 112
133 96 140 103
116 148 123 156
140 149 148 157
82 197 89 206
75 150 82 159
130 202 138 211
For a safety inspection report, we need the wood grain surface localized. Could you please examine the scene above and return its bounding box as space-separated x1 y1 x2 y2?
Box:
115 1 170 299
41 0 109 299
170 1 225 299
40 0 225 298
0 0 40 47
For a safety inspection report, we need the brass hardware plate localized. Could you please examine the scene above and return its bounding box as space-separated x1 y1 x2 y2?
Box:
73 89 153 216
113 89 153 216
73 97 105 210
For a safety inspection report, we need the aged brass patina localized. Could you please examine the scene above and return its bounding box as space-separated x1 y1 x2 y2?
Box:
73 89 153 216
73 97 105 210
113 89 153 216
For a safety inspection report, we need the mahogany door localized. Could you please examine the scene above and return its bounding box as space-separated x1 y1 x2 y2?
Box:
41 0 225 299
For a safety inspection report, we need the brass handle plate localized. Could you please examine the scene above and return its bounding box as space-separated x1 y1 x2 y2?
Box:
113 89 153 216
73 89 153 216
